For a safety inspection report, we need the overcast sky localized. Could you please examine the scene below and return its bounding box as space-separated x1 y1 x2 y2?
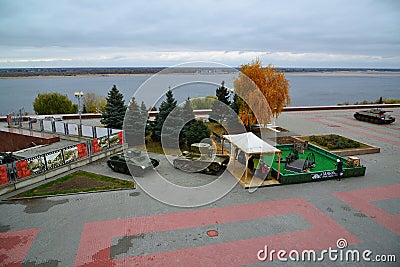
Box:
0 0 399 68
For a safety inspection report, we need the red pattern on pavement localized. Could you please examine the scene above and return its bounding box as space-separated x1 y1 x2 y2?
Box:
325 117 400 139
335 184 400 235
75 198 359 266
306 118 400 146
0 228 40 267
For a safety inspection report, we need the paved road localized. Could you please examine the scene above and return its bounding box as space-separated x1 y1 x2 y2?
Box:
0 108 399 266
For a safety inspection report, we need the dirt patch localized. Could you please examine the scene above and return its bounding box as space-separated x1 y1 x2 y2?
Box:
275 136 298 144
35 176 116 193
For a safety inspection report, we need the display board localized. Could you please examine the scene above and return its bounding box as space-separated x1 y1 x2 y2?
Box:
16 155 46 179
81 125 93 137
44 149 64 170
68 123 79 135
0 165 8 186
55 121 65 133
96 127 108 137
63 145 79 164
109 132 123 147
91 139 101 154
43 120 53 131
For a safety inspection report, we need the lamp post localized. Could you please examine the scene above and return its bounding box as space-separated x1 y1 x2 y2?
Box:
74 91 84 135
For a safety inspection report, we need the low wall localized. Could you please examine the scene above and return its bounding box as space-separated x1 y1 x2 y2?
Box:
291 135 380 156
0 128 60 152
0 145 123 196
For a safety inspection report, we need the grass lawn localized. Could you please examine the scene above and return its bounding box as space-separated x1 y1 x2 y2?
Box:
13 170 135 198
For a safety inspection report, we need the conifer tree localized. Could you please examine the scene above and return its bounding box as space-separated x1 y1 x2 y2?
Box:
124 97 144 146
209 81 232 122
153 89 180 143
185 120 211 146
101 85 126 129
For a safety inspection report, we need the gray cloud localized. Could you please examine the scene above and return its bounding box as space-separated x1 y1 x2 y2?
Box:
0 0 399 67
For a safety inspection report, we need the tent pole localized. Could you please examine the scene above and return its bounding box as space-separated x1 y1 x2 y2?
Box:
245 153 249 183
277 151 281 181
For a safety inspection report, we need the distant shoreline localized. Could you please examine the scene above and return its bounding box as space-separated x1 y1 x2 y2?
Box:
1 71 400 79
0 73 153 79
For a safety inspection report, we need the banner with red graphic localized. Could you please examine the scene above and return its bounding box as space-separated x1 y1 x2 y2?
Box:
91 139 101 154
0 165 8 186
76 143 88 158
118 131 123 144
16 160 30 179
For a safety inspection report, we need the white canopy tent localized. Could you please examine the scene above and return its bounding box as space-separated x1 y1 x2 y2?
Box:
222 132 282 183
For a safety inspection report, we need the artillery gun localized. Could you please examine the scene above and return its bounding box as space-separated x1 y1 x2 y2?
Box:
107 148 159 176
354 108 395 124
173 143 230 175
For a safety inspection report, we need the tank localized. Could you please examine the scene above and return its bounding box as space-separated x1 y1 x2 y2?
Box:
354 108 395 124
107 148 159 176
173 143 230 175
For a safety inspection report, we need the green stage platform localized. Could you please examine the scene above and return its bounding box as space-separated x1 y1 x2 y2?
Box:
268 144 366 184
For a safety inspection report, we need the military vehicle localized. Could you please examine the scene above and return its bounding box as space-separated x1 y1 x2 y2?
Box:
354 108 395 124
107 148 159 176
173 143 230 175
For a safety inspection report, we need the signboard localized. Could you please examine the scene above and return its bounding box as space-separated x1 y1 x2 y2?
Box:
76 143 88 158
44 149 64 170
96 127 108 137
0 165 8 186
98 136 109 151
43 120 53 131
55 121 65 133
81 125 93 137
311 170 337 180
68 123 79 135
91 139 101 154
109 132 123 147
63 145 79 164
24 155 46 176
16 160 30 179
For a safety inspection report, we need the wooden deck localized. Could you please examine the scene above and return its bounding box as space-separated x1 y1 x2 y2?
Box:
227 161 280 189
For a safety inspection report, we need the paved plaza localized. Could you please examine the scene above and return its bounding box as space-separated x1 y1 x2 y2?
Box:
0 108 399 266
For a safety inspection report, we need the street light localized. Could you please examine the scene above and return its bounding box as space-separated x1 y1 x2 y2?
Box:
74 91 84 135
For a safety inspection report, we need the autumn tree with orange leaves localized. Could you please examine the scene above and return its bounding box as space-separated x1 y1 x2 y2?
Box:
233 59 290 127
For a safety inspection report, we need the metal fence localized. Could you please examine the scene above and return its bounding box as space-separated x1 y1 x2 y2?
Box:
10 118 121 139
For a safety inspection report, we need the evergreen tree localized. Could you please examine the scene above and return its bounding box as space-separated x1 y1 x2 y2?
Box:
101 85 126 129
181 97 195 123
124 97 145 146
209 81 232 122
140 101 151 137
230 93 240 114
180 98 195 149
153 89 178 142
185 120 211 146
216 81 231 105
139 101 148 122
161 105 185 148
